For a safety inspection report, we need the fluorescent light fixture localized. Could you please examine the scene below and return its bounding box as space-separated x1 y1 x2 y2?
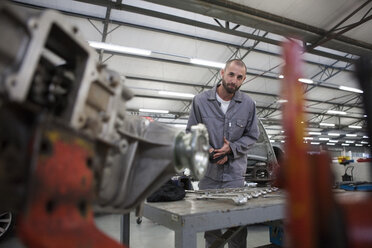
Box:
304 137 314 140
329 140 338 143
309 132 321 135
339 86 363 93
88 41 152 56
327 110 347 115
364 115 367 117
159 91 195 98
326 143 335 146
281 140 285 143
319 137 329 141
190 58 225 68
278 74 284 79
345 140 355 143
298 78 313 84
361 141 369 144
355 144 363 146
320 122 335 127
348 125 362 129
328 133 340 136
311 142 320 145
346 134 357 137
363 136 369 138
171 124 187 128
270 140 275 143
277 99 288 103
341 143 350 146
139 108 169 113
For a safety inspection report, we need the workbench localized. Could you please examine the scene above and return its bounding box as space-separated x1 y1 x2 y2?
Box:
143 189 285 248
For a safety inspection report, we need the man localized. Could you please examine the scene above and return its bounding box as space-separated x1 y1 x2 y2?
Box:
186 59 259 248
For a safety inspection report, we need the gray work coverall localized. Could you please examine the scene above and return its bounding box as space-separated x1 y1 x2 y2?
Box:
186 84 259 248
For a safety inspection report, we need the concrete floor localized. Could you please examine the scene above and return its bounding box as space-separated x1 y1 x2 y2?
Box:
1 212 271 248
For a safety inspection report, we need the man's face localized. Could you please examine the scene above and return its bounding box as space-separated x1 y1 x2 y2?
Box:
221 62 246 94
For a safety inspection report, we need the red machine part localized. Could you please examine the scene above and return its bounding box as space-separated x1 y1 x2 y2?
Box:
17 125 124 248
281 41 372 248
281 40 316 248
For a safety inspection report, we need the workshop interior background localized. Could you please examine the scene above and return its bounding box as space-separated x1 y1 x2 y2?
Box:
1 0 372 247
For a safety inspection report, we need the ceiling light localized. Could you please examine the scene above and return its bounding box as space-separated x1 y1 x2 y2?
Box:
363 136 369 138
278 75 284 79
339 86 363 93
348 125 362 129
270 140 275 143
308 132 321 135
319 137 329 141
171 124 187 128
190 58 225 68
328 133 340 136
345 141 355 143
277 99 288 103
326 143 335 146
341 143 350 146
304 137 314 140
159 91 195 98
361 141 369 144
298 78 313 84
364 115 367 117
281 140 285 143
88 41 152 56
327 110 347 115
329 140 338 143
139 108 169 113
355 144 363 146
311 142 320 145
320 122 335 127
346 134 357 137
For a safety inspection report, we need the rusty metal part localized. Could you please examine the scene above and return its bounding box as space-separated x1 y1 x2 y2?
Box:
17 123 124 248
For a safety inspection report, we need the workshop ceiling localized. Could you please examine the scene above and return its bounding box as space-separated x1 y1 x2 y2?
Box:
11 0 372 150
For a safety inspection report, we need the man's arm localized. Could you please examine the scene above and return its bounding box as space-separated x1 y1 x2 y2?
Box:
186 96 202 132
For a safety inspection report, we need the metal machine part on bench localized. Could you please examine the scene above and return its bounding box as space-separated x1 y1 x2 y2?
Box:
0 2 209 247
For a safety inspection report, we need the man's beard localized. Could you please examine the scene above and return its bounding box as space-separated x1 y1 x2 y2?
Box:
222 80 241 94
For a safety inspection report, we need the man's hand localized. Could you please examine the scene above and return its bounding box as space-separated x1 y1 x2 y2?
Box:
213 137 231 159
216 155 228 165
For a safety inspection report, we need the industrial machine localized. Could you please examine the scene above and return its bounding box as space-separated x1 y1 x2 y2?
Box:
0 2 209 247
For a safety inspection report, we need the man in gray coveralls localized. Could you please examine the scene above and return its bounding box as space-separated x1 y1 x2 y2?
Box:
186 59 259 248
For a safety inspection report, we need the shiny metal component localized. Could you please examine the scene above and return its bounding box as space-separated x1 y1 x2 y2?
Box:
96 118 208 212
175 124 209 179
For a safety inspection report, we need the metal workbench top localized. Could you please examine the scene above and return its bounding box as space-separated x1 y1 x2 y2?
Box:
143 188 285 248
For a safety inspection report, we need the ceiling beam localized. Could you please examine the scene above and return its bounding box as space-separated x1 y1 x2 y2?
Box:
71 0 358 63
13 0 357 68
141 0 372 57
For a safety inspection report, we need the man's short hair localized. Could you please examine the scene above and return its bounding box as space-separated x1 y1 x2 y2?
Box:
225 59 247 74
